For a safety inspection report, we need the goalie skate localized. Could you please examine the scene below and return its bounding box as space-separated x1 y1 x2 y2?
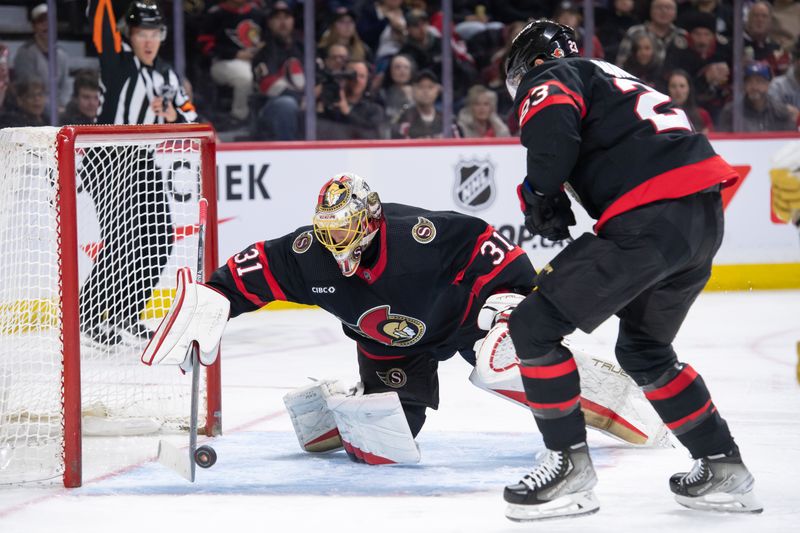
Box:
504 442 599 521
670 445 763 514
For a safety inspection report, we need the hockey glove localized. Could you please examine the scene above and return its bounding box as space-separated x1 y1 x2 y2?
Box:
517 181 576 241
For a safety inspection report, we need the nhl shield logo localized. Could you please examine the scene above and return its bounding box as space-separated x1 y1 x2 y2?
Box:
453 158 496 212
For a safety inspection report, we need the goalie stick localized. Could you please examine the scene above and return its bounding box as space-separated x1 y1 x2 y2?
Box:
156 197 217 481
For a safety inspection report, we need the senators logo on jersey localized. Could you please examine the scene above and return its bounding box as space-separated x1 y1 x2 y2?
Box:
352 305 426 347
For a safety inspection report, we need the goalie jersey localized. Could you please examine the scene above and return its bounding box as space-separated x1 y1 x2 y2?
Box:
514 57 738 232
207 204 535 359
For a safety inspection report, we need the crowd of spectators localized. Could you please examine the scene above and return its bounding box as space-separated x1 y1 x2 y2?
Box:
1 0 799 138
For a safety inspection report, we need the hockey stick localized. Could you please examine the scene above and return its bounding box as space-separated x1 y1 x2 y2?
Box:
157 197 217 481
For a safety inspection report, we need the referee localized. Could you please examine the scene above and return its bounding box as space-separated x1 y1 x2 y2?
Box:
80 1 198 345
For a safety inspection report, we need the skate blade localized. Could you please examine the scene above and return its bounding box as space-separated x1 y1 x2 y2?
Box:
675 490 763 514
157 440 195 482
505 490 600 522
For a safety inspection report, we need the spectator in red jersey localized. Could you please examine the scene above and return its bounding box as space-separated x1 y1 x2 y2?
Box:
666 69 713 134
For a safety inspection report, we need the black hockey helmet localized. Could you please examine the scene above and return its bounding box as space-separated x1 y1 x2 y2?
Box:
505 19 579 99
121 1 167 40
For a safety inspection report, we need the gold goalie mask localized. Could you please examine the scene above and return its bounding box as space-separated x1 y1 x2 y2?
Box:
313 173 383 276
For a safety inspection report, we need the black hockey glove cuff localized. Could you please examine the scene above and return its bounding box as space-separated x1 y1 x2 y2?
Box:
516 181 576 241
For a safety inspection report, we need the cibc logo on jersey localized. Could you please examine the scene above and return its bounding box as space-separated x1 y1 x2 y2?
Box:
352 305 426 347
452 158 496 212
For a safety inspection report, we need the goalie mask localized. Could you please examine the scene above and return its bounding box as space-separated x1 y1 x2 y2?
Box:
505 19 579 100
313 173 383 277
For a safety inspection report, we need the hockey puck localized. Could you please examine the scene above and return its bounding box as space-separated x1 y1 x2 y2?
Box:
194 445 217 468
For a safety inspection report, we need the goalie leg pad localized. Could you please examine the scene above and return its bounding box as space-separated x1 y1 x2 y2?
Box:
141 267 230 368
325 391 421 465
471 324 671 447
283 380 347 453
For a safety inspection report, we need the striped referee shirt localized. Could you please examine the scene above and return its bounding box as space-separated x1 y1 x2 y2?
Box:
90 0 197 125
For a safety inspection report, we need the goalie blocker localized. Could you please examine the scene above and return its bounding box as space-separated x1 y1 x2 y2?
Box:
141 267 230 371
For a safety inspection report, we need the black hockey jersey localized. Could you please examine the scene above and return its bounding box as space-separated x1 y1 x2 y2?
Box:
513 58 738 232
207 204 535 359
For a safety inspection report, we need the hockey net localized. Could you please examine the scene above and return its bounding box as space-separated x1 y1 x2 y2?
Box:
0 125 220 487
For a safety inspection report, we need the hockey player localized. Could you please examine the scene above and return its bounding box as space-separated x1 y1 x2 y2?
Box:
141 173 670 466
80 1 198 345
501 19 762 520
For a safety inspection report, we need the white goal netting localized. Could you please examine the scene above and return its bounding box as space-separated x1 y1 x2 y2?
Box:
0 126 213 484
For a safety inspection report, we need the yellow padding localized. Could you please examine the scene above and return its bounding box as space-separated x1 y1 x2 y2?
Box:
706 263 800 291
140 288 176 320
0 299 59 334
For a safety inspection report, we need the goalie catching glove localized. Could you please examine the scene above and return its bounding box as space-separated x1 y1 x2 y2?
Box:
283 380 420 465
141 267 230 371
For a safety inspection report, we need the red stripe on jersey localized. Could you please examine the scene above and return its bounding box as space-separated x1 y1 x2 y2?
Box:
527 394 581 411
358 343 406 361
453 225 496 285
666 399 713 431
595 155 739 233
644 365 698 401
226 256 267 307
459 247 526 325
520 94 581 129
580 397 648 440
518 81 587 129
255 242 287 300
519 357 577 379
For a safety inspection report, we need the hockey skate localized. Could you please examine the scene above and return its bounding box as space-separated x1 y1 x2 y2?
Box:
670 445 763 513
504 442 599 521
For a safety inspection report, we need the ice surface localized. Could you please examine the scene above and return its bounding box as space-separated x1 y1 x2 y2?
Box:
1 290 798 533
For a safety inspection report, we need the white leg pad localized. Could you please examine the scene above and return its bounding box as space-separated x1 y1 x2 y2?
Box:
325 391 421 465
471 324 671 447
283 380 346 453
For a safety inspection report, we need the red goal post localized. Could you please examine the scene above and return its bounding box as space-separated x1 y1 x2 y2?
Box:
0 124 221 488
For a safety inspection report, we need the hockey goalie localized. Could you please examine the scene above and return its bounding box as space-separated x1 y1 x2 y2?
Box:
143 173 669 467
